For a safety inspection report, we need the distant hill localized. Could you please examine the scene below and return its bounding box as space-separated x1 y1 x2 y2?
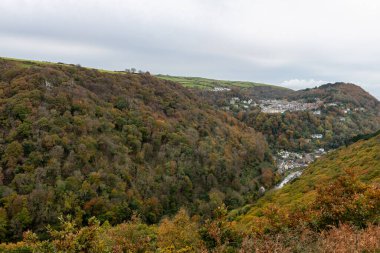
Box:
160 76 380 114
293 82 380 111
199 81 380 151
157 76 379 111
233 131 380 230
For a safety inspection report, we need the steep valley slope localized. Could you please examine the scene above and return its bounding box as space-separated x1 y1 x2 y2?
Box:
0 58 274 240
233 132 380 231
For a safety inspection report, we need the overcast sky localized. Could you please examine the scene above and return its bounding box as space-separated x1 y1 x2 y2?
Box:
1 0 380 98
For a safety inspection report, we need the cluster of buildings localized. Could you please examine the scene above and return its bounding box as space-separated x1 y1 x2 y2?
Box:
275 148 327 188
256 99 365 116
212 87 231 92
311 134 323 139
259 99 323 114
229 97 256 109
276 148 326 174
223 96 365 125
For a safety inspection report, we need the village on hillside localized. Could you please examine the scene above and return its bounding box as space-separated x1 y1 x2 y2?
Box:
275 148 326 174
215 94 367 141
258 99 323 113
220 94 366 125
272 148 329 189
225 96 362 115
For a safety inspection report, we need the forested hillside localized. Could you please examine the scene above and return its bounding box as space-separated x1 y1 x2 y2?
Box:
234 132 380 230
0 58 274 241
292 82 380 110
1 130 379 252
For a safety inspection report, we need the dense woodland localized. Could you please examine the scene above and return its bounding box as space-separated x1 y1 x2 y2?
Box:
1 132 379 252
0 59 274 241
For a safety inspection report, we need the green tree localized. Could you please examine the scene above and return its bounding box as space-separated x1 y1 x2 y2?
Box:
0 208 8 241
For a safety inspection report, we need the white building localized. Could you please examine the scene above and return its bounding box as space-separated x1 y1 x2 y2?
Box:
311 134 323 139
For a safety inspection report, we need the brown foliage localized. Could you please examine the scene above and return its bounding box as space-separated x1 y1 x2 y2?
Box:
312 169 380 229
318 224 380 253
239 224 380 253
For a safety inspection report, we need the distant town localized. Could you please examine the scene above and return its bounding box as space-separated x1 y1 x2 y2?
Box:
225 95 363 115
275 148 326 175
210 89 367 141
258 99 322 113
274 148 328 189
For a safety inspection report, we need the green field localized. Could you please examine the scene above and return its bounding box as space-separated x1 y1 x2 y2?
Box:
156 74 283 89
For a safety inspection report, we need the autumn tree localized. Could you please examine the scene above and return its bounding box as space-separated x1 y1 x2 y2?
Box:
312 169 380 229
157 208 202 251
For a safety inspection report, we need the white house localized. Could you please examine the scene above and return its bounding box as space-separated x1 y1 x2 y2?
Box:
311 134 323 139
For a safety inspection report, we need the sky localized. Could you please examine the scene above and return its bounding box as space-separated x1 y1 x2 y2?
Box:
1 0 380 99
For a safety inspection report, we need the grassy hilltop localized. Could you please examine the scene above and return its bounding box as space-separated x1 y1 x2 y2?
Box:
156 74 284 89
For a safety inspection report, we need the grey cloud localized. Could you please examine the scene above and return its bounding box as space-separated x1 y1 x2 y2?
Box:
0 0 379 99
